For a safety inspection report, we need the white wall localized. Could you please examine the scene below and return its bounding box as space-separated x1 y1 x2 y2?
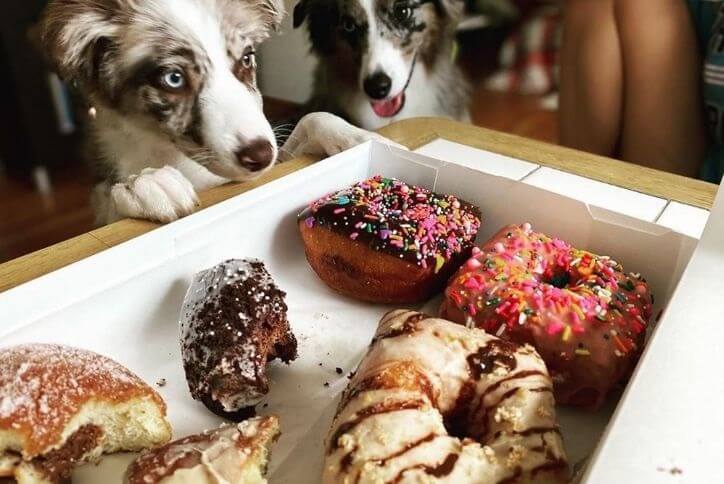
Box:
258 0 317 104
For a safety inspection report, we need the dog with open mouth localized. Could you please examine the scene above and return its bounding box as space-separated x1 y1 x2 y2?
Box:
293 0 471 130
40 0 398 225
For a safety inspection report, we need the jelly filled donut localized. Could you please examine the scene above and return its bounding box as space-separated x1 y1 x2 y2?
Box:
180 259 298 420
440 224 653 408
0 344 171 484
299 176 481 303
325 310 568 483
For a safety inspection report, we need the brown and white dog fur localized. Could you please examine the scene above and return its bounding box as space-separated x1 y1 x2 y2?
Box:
293 0 471 130
41 0 397 224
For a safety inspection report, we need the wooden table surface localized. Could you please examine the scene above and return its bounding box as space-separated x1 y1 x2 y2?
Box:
0 117 717 293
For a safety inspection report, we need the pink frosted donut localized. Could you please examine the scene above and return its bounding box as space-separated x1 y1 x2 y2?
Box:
440 223 653 408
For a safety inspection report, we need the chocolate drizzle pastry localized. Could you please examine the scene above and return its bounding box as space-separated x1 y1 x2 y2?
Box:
324 310 569 483
300 176 481 272
125 416 280 484
180 260 297 420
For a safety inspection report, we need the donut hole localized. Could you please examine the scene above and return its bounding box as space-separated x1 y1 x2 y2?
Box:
545 270 571 289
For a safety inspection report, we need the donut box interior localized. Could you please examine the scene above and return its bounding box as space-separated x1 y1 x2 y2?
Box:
0 140 717 483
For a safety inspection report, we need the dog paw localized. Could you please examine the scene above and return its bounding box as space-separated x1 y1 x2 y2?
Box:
279 112 406 161
111 166 199 223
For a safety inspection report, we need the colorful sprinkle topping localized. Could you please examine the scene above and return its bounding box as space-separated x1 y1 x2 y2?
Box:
300 176 481 272
444 223 653 357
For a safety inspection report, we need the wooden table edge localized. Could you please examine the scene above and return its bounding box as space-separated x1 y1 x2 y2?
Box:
0 118 717 293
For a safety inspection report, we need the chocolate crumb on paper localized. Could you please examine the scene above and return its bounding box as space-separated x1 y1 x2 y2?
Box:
155 378 166 388
657 466 683 475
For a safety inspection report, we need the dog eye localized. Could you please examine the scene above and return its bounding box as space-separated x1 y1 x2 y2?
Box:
393 2 412 22
160 69 187 91
341 16 356 33
242 50 256 68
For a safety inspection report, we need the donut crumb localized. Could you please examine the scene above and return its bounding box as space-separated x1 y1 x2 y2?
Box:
657 466 683 475
538 407 552 419
506 445 526 468
482 446 498 464
494 405 522 425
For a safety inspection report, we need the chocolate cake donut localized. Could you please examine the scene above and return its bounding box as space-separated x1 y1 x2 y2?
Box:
299 176 481 303
125 416 280 484
0 344 171 484
180 259 297 420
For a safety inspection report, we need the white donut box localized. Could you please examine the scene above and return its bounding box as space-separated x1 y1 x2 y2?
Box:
1 139 722 483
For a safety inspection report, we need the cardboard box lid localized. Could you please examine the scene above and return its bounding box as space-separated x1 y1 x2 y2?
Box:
585 182 724 482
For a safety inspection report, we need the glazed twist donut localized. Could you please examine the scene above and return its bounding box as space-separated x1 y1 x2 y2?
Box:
440 223 653 408
324 310 568 484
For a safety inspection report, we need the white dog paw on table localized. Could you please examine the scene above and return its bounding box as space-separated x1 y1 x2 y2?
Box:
279 112 406 161
110 166 199 224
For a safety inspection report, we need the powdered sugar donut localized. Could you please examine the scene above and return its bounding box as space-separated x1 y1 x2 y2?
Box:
0 344 171 483
440 224 653 408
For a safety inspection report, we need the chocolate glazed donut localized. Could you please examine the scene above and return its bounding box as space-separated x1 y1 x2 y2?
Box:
299 176 481 303
324 310 569 484
180 259 298 420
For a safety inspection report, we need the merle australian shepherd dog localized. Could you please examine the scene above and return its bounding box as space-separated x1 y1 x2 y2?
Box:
41 0 396 224
293 0 471 130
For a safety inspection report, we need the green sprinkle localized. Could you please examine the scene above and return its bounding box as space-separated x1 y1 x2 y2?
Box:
486 297 501 308
621 279 635 292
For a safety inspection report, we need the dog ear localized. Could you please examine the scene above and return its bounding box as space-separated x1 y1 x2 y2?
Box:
40 0 121 86
293 0 308 29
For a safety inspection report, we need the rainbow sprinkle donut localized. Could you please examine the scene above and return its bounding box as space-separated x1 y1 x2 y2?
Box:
440 223 653 408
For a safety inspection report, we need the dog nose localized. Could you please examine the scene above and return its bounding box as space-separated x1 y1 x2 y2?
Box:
235 138 274 172
363 72 392 99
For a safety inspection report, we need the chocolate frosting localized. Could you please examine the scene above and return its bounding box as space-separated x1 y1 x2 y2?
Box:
299 176 481 271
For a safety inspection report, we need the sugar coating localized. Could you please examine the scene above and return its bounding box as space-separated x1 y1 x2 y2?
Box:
0 344 160 457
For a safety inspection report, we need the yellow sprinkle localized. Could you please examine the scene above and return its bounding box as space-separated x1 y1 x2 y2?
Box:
575 348 591 356
434 255 445 274
572 305 585 320
562 326 572 342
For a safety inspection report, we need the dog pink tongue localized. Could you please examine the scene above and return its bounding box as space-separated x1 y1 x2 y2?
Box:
371 92 404 118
